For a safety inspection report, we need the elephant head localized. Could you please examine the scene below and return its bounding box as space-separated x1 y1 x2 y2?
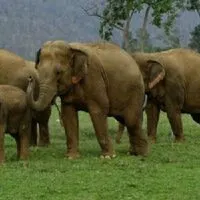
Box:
28 41 88 111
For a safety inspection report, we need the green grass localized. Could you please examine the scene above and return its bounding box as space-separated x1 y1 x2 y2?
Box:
1 108 200 200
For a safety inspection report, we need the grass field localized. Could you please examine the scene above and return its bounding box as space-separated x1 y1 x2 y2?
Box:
1 107 200 200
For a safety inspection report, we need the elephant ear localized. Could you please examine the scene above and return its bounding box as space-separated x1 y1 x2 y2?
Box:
147 60 165 89
68 48 88 84
35 48 41 69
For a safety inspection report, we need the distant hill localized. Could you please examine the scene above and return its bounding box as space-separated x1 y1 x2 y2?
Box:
0 0 199 59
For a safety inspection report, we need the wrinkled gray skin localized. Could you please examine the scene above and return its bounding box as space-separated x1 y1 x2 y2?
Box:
0 50 51 146
131 49 200 143
0 85 31 163
116 95 147 143
27 40 149 159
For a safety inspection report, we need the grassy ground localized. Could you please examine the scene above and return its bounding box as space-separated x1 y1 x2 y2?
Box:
1 107 200 200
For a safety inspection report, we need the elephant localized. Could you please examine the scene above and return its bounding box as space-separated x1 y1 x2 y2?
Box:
27 40 149 159
115 95 147 144
0 49 51 146
115 122 126 144
0 85 31 163
129 48 200 143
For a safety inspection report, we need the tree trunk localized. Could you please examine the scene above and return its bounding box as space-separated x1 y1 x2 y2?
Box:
122 21 130 50
197 10 200 18
140 5 151 52
122 10 134 51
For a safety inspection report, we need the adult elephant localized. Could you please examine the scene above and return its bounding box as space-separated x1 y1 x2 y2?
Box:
27 40 148 159
0 49 51 146
129 48 200 143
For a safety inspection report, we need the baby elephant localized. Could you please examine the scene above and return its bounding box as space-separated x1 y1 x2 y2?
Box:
0 85 31 163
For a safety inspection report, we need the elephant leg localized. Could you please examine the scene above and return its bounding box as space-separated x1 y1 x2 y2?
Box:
38 107 51 146
146 102 160 143
18 114 30 160
166 102 184 142
124 105 148 156
191 114 200 124
18 131 29 160
115 123 125 144
61 103 79 159
0 124 5 164
29 119 37 146
88 102 114 158
38 122 50 147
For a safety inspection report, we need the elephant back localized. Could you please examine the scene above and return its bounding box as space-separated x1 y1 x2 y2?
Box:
0 49 39 93
0 49 27 83
0 49 25 69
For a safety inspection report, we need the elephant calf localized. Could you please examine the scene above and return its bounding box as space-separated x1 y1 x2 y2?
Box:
0 85 31 163
0 50 51 147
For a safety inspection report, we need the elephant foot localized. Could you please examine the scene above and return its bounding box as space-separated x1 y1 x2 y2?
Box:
66 151 80 160
100 154 116 159
29 143 37 147
115 138 121 144
29 139 37 147
129 138 149 157
38 140 50 147
148 136 156 144
0 158 5 165
19 151 29 161
100 143 116 159
19 155 28 161
174 136 185 143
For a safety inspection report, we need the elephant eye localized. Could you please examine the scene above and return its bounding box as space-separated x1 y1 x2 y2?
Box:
55 65 62 75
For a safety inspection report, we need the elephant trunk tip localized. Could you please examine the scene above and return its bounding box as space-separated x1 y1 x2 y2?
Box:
26 80 57 112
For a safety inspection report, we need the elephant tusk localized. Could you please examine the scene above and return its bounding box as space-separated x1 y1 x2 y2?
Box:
54 101 63 127
142 94 148 109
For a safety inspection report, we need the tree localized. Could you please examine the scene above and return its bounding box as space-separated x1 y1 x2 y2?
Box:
186 0 200 18
132 28 153 52
189 24 200 52
98 0 143 50
157 26 182 49
139 5 151 52
84 0 185 52
83 0 140 50
185 0 200 52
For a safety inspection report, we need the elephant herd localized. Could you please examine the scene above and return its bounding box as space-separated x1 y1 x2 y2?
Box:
1 40 200 163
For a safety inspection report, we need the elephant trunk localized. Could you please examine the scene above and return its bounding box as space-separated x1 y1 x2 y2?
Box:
27 78 56 111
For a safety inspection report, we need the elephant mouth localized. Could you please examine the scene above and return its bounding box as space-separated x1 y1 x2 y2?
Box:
57 90 66 96
57 85 73 96
51 95 57 105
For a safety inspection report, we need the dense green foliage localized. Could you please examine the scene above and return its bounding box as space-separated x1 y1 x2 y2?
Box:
99 0 184 40
187 0 200 52
99 0 142 40
186 0 200 14
1 108 200 199
189 24 200 52
0 0 198 58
